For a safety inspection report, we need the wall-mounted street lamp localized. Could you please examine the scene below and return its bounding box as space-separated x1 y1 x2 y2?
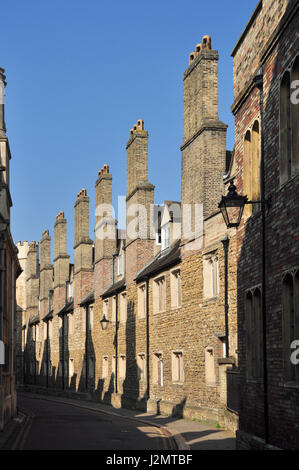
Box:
100 314 109 331
218 180 248 228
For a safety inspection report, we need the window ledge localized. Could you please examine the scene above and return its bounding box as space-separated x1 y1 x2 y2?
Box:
172 381 184 386
282 381 299 389
279 170 299 192
246 377 264 384
203 296 219 304
170 306 182 312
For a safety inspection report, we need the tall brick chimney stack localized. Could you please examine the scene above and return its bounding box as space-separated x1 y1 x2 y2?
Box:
73 189 93 306
53 211 70 312
0 67 7 137
181 35 227 230
94 165 117 298
26 242 39 321
125 120 155 284
39 230 53 318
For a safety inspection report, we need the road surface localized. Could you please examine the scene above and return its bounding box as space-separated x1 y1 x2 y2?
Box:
17 393 175 451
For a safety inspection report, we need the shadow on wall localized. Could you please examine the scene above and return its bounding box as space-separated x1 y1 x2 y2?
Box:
236 0 299 450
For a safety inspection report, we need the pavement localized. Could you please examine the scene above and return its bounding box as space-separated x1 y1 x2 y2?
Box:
1 391 236 450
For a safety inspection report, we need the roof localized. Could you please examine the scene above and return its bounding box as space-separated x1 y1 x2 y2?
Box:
29 314 40 325
43 310 53 322
79 291 94 306
102 278 126 299
136 239 181 282
57 300 74 316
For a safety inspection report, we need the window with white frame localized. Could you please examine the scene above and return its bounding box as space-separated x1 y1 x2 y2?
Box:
119 355 126 380
120 293 127 323
117 253 123 276
138 284 146 318
102 356 108 378
161 222 170 251
88 305 94 331
137 353 146 382
153 353 164 386
171 269 182 308
153 276 166 313
68 281 73 300
203 252 220 299
172 351 184 383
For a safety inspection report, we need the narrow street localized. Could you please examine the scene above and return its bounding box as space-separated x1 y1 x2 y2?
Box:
17 393 175 451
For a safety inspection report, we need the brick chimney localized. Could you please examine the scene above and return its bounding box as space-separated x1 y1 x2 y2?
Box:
94 165 117 298
181 35 227 233
39 230 53 318
125 120 155 284
0 67 6 137
53 212 70 312
26 242 39 321
73 189 93 306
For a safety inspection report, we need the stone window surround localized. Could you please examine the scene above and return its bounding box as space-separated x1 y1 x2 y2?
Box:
170 268 182 309
152 274 166 314
282 268 299 385
137 283 146 318
245 285 263 381
172 350 184 385
203 250 220 301
102 355 109 379
279 54 299 187
153 352 164 387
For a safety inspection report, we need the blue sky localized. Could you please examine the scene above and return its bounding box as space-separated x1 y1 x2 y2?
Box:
3 0 258 254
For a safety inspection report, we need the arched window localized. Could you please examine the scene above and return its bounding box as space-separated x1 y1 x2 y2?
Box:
245 288 263 378
251 121 261 214
282 273 299 382
291 57 299 175
280 71 291 184
244 130 252 218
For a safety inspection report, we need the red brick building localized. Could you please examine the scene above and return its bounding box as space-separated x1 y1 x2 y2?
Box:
229 0 299 449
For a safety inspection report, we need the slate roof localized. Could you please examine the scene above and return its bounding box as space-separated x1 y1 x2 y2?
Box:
135 239 181 282
101 278 126 299
79 291 94 306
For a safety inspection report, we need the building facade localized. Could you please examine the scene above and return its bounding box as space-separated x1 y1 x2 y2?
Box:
0 68 21 430
230 0 299 450
17 34 239 432
16 0 299 448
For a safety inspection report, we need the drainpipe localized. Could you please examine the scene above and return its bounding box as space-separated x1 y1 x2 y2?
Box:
0 247 4 392
115 293 118 395
145 276 150 400
221 235 230 358
112 252 118 394
254 69 269 445
62 314 65 391
46 321 49 389
85 305 88 390
10 258 14 395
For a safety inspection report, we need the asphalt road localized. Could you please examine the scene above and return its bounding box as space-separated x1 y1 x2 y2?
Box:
17 394 173 450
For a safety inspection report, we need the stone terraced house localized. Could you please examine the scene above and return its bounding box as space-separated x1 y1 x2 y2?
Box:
16 0 299 448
